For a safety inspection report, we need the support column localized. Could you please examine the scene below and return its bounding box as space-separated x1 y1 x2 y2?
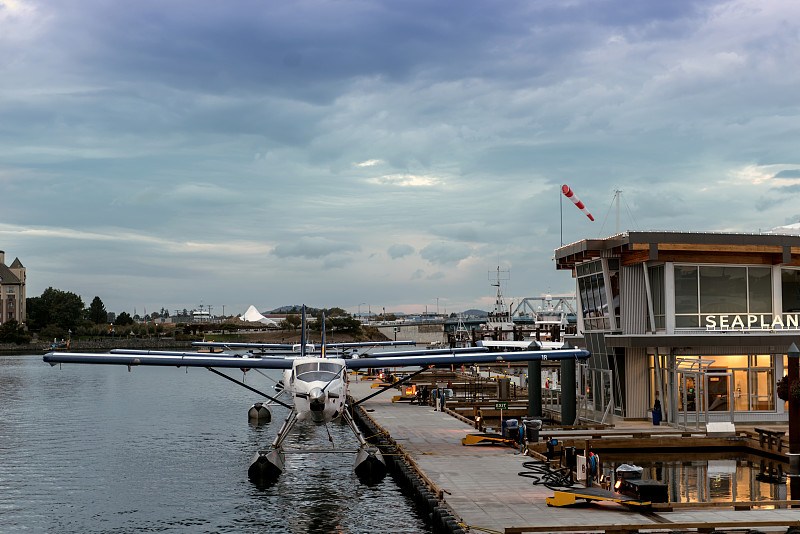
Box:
561 358 577 425
528 360 542 417
788 343 800 500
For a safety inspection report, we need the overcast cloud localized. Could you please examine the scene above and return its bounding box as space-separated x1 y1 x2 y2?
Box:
3 0 800 316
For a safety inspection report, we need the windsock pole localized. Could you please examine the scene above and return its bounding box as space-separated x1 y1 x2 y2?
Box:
561 185 594 221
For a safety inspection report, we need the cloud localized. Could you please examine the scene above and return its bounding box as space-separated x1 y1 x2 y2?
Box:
420 242 473 265
387 244 414 259
272 236 360 260
7 0 800 315
356 159 381 167
366 174 443 187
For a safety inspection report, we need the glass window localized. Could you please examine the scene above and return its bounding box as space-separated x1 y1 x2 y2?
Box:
750 368 775 411
649 265 665 329
753 354 772 367
295 362 342 383
699 266 747 313
748 267 772 313
579 277 590 317
676 315 700 328
675 266 698 314
595 275 608 316
676 265 774 329
782 268 800 312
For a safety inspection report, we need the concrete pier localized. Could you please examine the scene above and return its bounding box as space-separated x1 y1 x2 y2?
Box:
350 377 800 534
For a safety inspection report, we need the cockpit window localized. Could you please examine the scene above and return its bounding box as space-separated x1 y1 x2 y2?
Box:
295 362 343 383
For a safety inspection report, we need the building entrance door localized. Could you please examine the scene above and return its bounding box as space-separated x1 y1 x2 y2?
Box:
673 357 717 430
705 371 733 423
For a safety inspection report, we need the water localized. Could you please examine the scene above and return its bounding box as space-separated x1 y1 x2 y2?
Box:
0 355 433 533
601 451 790 504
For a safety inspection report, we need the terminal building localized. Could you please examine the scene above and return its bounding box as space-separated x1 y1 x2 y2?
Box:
0 250 26 325
554 231 799 427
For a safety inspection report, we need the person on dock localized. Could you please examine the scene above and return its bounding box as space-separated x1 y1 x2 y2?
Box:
652 391 662 425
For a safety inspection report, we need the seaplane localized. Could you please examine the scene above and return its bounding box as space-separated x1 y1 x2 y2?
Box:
43 307 590 486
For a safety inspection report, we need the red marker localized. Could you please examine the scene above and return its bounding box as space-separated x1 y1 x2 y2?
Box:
561 185 594 221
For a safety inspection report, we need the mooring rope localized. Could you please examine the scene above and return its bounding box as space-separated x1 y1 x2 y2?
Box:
517 460 575 490
458 522 503 534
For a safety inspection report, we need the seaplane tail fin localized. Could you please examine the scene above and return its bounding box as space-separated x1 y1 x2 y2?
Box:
321 311 326 358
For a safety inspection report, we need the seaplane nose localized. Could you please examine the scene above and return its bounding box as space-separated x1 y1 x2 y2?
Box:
309 387 325 411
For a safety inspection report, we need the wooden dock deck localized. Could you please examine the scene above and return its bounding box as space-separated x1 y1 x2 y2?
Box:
350 378 799 534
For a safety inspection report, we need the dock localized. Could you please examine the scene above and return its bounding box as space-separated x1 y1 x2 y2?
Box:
349 378 800 534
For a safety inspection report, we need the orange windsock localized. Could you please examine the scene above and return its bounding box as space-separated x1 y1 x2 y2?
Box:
561 185 594 221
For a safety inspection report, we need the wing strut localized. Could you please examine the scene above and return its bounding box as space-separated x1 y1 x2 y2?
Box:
352 366 431 407
205 367 292 409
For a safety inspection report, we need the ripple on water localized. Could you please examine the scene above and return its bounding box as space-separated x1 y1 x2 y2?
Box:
0 355 432 533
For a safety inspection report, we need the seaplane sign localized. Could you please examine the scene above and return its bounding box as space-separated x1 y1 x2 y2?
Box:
43 306 590 486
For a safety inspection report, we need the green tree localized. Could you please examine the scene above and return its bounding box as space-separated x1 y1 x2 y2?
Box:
115 311 134 325
0 319 31 344
282 315 301 331
26 287 85 331
87 296 108 324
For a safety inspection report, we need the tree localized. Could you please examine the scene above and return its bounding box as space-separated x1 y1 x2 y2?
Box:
87 296 108 324
282 315 301 331
0 319 31 344
115 311 134 325
26 287 85 331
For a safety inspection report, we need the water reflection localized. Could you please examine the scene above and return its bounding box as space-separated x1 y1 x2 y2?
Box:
600 451 788 504
0 355 432 533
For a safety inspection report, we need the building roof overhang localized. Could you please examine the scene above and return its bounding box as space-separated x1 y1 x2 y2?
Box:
604 332 800 349
554 230 800 271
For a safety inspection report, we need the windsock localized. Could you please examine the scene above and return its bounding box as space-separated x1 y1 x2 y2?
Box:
561 185 594 221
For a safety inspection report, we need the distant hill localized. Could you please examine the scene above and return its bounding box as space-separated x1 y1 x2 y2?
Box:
460 309 488 317
267 305 320 314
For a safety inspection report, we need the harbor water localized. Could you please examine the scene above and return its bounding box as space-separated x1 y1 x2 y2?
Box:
0 354 433 533
602 451 790 504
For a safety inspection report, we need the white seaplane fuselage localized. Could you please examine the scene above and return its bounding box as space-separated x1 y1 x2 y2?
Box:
287 356 347 424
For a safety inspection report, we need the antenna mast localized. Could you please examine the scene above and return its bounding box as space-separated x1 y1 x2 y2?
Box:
489 266 511 318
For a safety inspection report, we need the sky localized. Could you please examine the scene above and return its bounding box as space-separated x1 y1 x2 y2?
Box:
2 0 800 317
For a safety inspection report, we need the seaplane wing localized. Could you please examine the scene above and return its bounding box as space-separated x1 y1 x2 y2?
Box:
477 340 567 350
191 340 417 352
44 350 294 369
323 340 415 349
44 346 588 370
345 348 589 369
192 341 296 350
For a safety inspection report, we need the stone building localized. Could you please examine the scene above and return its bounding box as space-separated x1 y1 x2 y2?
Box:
0 250 26 325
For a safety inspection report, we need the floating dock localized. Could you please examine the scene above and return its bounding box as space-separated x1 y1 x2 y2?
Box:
349 378 800 534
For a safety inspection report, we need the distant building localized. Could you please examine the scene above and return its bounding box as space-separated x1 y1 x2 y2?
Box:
0 250 26 325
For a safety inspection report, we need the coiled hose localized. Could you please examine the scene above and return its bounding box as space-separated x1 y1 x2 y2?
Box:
518 460 576 490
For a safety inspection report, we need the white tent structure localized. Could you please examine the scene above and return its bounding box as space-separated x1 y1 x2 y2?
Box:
240 305 279 326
